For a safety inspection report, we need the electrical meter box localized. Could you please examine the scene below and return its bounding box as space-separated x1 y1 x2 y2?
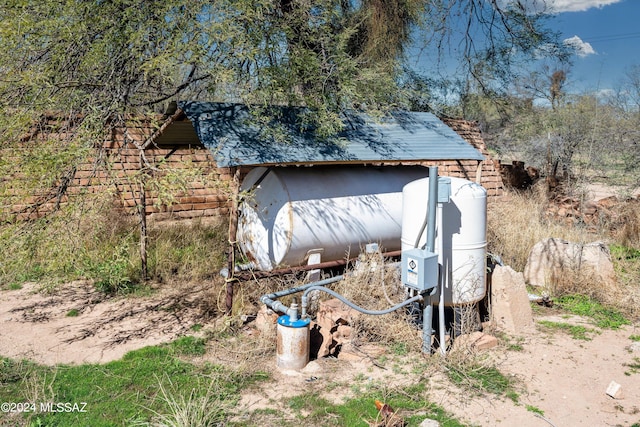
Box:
401 248 439 292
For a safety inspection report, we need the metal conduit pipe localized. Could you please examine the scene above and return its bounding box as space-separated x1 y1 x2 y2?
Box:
437 202 447 356
424 167 438 253
224 251 402 281
259 275 345 319
300 285 424 320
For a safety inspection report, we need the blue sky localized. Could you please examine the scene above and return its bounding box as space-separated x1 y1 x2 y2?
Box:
549 0 640 93
409 0 640 98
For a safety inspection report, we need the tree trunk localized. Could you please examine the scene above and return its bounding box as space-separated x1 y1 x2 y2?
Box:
226 167 240 315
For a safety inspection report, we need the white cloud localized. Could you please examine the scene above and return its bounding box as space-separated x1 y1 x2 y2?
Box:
499 0 623 14
546 0 623 13
563 35 596 57
595 88 615 99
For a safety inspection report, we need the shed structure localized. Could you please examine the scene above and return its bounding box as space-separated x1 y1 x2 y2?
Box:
157 102 501 313
2 102 503 222
151 102 504 213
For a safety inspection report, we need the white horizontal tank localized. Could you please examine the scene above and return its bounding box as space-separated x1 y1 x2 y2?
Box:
237 166 429 270
401 177 487 305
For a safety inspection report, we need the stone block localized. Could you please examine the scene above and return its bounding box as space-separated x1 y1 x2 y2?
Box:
606 381 623 399
490 265 535 334
454 331 498 351
316 298 360 358
255 305 278 335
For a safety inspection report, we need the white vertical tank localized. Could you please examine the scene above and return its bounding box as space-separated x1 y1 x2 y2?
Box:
401 177 487 305
237 166 429 270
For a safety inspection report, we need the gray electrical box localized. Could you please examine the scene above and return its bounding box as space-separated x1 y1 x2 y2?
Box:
437 177 451 203
401 248 439 292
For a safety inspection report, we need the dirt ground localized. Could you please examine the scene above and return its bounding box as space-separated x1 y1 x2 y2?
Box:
1 279 639 427
0 280 219 365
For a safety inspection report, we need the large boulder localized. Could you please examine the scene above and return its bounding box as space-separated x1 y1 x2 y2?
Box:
523 238 617 295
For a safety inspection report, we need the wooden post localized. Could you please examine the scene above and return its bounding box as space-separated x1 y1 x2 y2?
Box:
138 151 148 281
225 168 240 315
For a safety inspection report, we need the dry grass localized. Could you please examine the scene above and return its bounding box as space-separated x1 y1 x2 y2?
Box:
328 251 422 348
22 366 57 404
540 265 626 309
487 183 606 272
147 218 229 283
611 199 640 248
230 250 424 348
235 273 305 316
204 321 275 371
136 375 231 427
334 251 404 309
489 184 640 318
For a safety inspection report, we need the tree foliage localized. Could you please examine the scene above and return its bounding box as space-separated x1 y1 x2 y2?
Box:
1 0 412 135
0 0 565 132
479 86 640 190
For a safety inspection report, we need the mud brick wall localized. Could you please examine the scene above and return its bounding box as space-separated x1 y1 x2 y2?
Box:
106 126 240 221
439 117 504 200
108 147 237 222
2 117 242 222
2 116 503 223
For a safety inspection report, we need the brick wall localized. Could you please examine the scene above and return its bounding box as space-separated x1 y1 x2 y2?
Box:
1 117 239 222
106 126 239 221
107 146 237 222
2 115 503 222
439 117 504 200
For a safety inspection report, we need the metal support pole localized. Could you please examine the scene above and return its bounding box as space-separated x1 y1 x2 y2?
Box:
425 166 438 253
422 166 439 354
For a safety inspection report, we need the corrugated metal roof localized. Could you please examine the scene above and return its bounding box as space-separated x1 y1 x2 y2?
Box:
179 101 484 167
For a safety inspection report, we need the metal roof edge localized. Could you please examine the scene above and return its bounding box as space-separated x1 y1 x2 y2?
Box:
178 101 485 167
